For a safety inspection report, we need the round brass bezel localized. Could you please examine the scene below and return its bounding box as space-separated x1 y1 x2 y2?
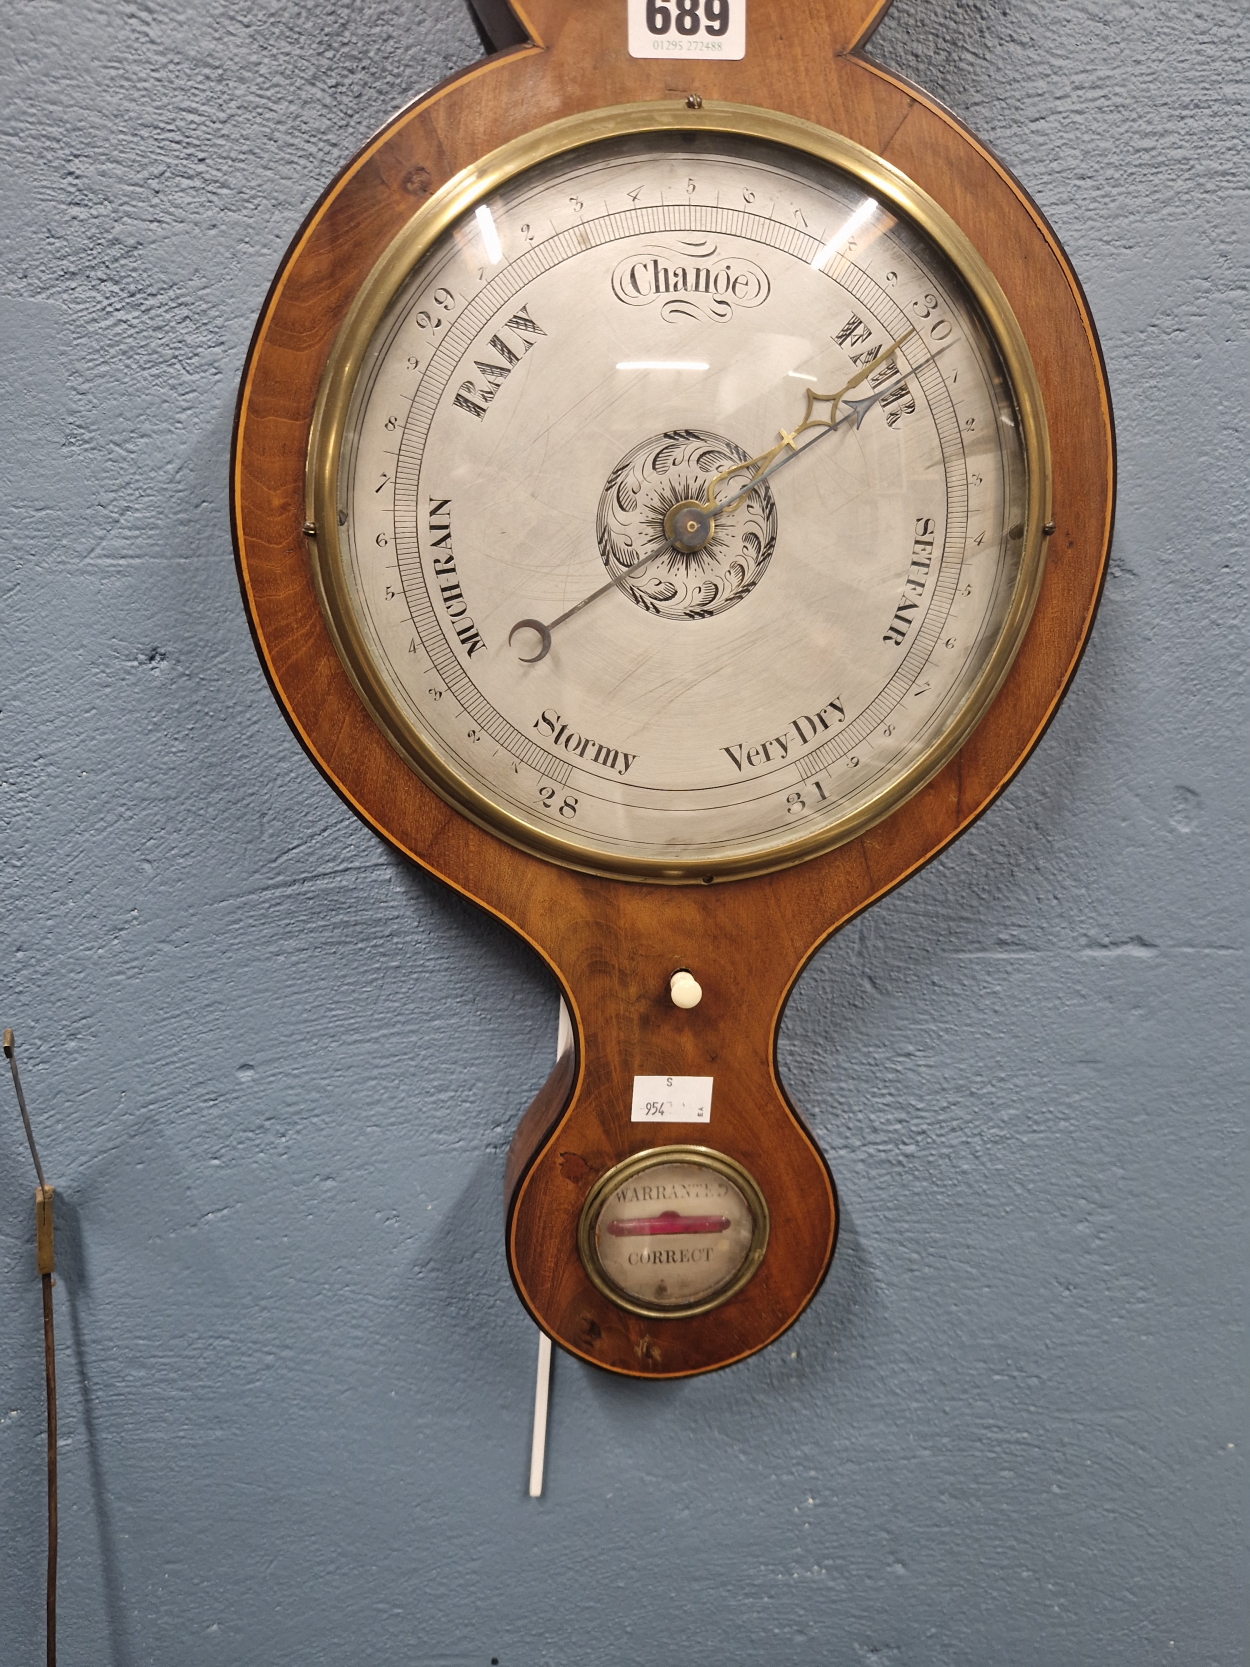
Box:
306 100 1052 884
576 1145 770 1320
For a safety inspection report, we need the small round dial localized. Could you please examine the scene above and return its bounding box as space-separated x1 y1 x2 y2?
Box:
309 108 1048 881
578 1148 769 1318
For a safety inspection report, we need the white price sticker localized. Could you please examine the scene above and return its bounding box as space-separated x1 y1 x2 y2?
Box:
631 1075 714 1123
628 0 746 60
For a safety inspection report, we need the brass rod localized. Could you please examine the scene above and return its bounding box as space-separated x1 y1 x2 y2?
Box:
41 1262 57 1667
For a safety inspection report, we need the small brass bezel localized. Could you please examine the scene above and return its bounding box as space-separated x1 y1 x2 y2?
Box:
306 100 1052 884
576 1145 770 1320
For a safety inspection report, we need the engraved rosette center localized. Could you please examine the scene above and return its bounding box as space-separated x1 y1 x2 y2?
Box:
596 429 778 621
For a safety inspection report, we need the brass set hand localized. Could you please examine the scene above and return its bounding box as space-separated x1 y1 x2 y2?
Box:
698 327 915 517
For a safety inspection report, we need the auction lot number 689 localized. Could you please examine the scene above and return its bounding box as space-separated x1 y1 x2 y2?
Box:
628 0 747 58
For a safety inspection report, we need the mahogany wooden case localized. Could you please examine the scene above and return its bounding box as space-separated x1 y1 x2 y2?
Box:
231 0 1114 1378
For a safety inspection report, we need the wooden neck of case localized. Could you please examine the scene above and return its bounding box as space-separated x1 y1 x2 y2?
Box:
504 883 838 1377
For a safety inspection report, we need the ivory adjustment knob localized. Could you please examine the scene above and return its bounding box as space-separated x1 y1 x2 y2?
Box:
669 970 703 1010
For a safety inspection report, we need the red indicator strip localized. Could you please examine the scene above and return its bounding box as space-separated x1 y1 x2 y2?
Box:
606 1210 732 1238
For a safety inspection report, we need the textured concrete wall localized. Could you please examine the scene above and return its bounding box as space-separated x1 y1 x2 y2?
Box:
1 2 1245 1662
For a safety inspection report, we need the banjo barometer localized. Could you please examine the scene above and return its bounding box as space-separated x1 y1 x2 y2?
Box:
232 0 1113 1377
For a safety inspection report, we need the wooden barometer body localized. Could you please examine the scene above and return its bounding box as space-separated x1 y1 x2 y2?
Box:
232 0 1113 1378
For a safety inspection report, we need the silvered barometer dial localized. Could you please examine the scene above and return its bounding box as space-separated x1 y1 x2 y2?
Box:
307 105 1048 881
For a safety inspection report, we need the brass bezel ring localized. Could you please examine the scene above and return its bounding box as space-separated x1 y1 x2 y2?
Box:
576 1145 770 1320
306 100 1052 884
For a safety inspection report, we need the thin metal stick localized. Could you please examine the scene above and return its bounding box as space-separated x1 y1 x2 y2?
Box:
5 1029 48 1189
4 1030 57 1667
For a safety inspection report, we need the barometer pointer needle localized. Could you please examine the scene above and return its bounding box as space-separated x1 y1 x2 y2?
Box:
508 346 941 664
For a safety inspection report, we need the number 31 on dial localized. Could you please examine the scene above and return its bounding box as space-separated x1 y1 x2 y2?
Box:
629 0 746 59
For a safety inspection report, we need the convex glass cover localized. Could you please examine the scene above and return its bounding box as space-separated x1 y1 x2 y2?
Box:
308 107 1048 880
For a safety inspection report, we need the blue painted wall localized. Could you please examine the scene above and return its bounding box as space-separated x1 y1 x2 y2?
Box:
1 2 1245 1662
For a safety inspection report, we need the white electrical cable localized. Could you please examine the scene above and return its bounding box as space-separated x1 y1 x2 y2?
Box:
528 996 572 1497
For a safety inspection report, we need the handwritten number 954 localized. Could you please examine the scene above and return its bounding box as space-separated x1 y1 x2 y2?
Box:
646 0 730 37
